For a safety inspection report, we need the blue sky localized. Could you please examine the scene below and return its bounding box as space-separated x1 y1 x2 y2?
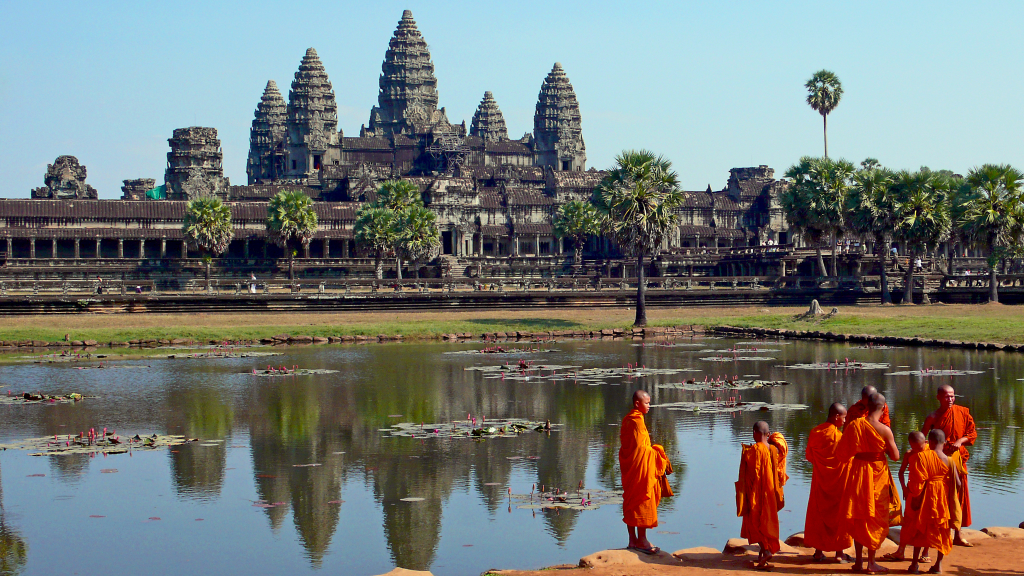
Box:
1 1 1021 198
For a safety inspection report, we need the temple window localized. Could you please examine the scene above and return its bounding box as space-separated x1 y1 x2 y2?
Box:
561 161 570 171
314 155 321 170
292 160 297 170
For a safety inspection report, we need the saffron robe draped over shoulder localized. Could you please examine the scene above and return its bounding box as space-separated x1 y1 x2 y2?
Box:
845 399 891 429
904 449 954 555
898 450 925 548
619 408 670 528
737 442 783 553
837 418 893 550
928 405 976 527
804 422 853 552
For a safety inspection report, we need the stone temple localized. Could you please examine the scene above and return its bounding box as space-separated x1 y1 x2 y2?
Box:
0 9 791 276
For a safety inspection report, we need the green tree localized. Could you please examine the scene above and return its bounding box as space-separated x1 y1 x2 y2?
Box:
781 156 855 277
805 70 843 158
553 200 601 266
847 167 897 303
860 158 880 171
593 150 683 326
891 170 952 304
181 196 233 290
961 164 1024 303
266 190 319 282
354 206 401 279
375 179 422 212
397 205 441 280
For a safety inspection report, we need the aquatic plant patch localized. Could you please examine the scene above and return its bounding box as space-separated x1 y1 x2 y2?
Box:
784 361 890 370
0 433 200 456
884 369 985 377
656 379 789 391
654 400 809 413
380 418 558 440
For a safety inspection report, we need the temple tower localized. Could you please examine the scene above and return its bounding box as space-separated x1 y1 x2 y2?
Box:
247 80 287 184
164 127 230 200
470 92 508 142
31 156 98 199
364 10 452 137
285 48 341 181
533 63 586 171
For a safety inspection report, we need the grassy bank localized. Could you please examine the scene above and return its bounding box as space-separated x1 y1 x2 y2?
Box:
2 303 1024 346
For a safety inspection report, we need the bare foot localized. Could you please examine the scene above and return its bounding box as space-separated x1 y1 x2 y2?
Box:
927 565 942 574
865 562 890 573
908 561 921 574
952 538 973 548
919 556 932 563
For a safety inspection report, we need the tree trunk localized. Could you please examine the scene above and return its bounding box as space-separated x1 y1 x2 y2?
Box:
823 114 828 158
989 255 999 303
815 244 827 278
946 242 953 276
288 254 294 282
830 230 838 277
880 238 892 305
375 255 383 280
634 253 647 327
575 244 583 266
396 257 403 282
205 259 211 291
903 251 915 304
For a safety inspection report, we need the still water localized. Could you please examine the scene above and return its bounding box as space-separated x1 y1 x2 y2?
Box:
0 338 1021 575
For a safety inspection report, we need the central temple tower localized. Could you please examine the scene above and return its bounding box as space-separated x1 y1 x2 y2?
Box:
533 63 586 171
285 48 341 181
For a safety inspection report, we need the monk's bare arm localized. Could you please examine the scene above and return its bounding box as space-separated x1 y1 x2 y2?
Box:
881 427 900 462
959 411 978 447
898 453 910 492
921 413 936 434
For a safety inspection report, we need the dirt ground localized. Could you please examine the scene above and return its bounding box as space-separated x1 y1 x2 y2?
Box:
488 534 1024 576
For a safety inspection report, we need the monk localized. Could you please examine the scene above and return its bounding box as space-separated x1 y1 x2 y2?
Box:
905 429 959 574
922 384 976 546
846 386 892 428
620 390 672 555
737 421 786 570
837 393 900 573
885 431 929 563
805 402 853 562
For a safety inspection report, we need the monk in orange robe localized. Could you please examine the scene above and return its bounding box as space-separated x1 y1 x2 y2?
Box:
905 429 959 574
846 386 891 428
620 390 671 555
805 402 853 562
885 431 929 563
837 393 899 573
922 384 976 546
736 421 786 570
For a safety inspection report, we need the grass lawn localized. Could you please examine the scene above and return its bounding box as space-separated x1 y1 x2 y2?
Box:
1 303 1023 345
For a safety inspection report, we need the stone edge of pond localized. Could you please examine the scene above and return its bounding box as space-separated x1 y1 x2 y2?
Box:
708 325 1024 352
0 325 709 351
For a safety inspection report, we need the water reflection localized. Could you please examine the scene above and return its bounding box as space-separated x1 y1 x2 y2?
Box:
0 459 29 576
0 339 1021 575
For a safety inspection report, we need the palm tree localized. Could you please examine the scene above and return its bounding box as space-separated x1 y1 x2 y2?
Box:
397 205 441 280
961 164 1024 303
354 206 400 280
593 150 683 327
781 156 855 277
805 70 843 158
890 170 952 304
181 196 233 290
266 190 319 282
375 179 422 212
553 200 601 266
847 167 897 303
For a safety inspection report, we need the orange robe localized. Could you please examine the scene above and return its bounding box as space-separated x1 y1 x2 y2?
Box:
904 450 954 555
898 450 925 547
804 422 853 552
619 408 670 528
927 405 976 527
845 399 891 429
737 442 784 553
837 418 893 550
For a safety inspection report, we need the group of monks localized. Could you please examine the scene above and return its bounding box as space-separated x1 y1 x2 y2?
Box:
619 384 977 574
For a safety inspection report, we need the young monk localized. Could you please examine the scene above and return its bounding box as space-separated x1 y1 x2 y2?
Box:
885 431 929 563
619 390 672 555
805 403 853 563
837 393 900 574
846 386 892 428
922 384 976 547
905 429 959 574
737 421 786 570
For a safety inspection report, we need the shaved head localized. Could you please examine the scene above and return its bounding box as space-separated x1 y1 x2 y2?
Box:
632 390 650 404
828 402 847 420
937 385 956 410
908 430 926 444
753 421 770 435
937 384 954 396
868 393 886 413
861 386 878 400
928 429 947 444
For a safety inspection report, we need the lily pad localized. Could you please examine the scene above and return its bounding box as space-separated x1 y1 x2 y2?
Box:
885 369 984 377
400 497 426 502
699 356 777 362
382 418 558 440
784 361 890 370
247 368 339 377
657 379 789 391
0 433 200 456
510 488 624 511
0 392 90 405
654 400 809 413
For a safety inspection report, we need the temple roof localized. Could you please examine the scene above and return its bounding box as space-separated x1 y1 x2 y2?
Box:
470 92 509 143
287 48 338 137
366 10 440 136
534 63 585 155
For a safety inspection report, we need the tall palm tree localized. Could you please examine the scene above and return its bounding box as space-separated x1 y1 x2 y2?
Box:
553 200 601 266
375 179 422 212
781 156 855 277
354 206 400 280
266 190 319 282
397 205 441 280
891 170 952 304
593 150 683 327
181 196 233 290
961 164 1024 303
847 167 897 303
805 70 843 158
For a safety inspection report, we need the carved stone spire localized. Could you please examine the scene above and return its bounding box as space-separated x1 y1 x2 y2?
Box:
365 10 445 137
470 91 508 143
247 80 287 184
285 48 339 178
533 63 586 171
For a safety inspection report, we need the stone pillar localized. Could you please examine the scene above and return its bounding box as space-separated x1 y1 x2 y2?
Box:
342 239 350 258
160 239 167 258
181 242 188 260
95 239 101 259
4 238 10 258
117 239 124 259
513 236 520 256
323 239 329 259
52 239 58 259
303 243 310 259
29 238 36 259
780 260 787 277
535 234 541 256
74 238 80 259
139 239 145 259
244 239 250 258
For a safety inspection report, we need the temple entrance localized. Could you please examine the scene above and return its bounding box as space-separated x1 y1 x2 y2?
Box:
441 231 453 255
